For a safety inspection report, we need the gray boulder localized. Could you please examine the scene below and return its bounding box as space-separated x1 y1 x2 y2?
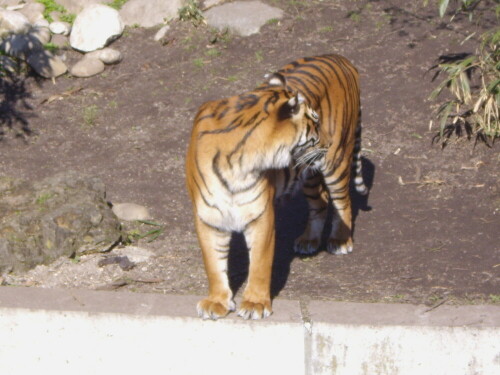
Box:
204 1 283 36
0 9 31 36
0 172 122 273
120 0 188 27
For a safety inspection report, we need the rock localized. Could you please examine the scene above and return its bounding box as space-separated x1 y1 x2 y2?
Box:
70 4 124 52
51 34 70 49
0 54 17 73
120 0 188 27
154 25 170 42
113 246 154 263
70 55 105 77
0 9 31 36
112 203 151 222
30 25 51 44
86 47 122 64
33 18 49 28
26 49 68 78
54 0 102 14
0 1 22 9
0 172 122 273
49 21 71 36
200 0 226 10
18 2 45 24
0 33 42 59
204 1 283 36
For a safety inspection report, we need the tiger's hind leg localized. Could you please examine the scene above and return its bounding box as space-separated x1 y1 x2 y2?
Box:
294 171 329 255
195 217 236 320
322 157 354 255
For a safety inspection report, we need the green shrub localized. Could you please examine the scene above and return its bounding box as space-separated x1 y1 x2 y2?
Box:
429 1 499 144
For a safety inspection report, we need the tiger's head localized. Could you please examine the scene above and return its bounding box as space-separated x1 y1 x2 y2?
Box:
259 89 320 170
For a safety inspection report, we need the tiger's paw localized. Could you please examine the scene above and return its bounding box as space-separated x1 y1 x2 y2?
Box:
293 237 320 255
238 300 272 320
326 238 353 255
197 298 236 320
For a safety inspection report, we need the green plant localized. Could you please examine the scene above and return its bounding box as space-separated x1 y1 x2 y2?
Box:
125 220 165 243
429 3 499 144
205 48 221 57
82 105 99 126
36 192 53 205
106 0 129 10
178 0 205 26
36 0 75 23
43 42 58 53
255 50 264 62
318 25 334 33
193 58 205 68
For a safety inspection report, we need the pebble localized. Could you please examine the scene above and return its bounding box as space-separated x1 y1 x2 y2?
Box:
70 55 105 78
49 21 71 36
26 49 68 78
30 25 51 44
154 25 170 42
112 203 151 222
86 47 122 64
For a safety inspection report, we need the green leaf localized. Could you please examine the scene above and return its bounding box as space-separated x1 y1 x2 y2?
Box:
439 0 450 18
487 79 500 94
438 101 454 138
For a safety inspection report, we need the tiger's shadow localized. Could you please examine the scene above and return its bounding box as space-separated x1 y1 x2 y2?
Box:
228 157 375 298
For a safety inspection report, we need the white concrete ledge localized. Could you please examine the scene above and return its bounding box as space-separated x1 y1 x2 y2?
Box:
0 287 499 374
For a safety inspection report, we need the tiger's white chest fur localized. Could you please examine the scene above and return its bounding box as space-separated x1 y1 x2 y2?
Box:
197 173 268 232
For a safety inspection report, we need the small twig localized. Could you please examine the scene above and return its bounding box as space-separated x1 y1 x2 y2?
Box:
424 298 448 313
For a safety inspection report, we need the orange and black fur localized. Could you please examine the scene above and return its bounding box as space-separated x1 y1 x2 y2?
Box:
186 88 320 320
263 54 368 255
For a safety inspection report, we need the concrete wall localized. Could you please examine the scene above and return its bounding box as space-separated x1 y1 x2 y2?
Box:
0 287 498 374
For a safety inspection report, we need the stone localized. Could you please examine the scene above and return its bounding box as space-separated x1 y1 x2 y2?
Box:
154 25 170 42
204 1 283 37
26 49 68 78
0 172 122 273
30 25 51 44
18 2 45 24
70 4 124 52
70 55 105 77
120 0 188 27
50 33 70 49
0 54 17 74
0 32 43 58
0 0 22 9
0 9 31 36
33 18 49 28
49 21 71 36
113 246 154 263
54 0 103 14
86 47 122 64
112 203 151 222
200 0 226 10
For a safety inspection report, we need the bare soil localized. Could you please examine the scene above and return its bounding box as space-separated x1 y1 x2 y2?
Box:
1 0 499 307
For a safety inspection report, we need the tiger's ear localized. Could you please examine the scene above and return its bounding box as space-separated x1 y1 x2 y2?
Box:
264 72 287 87
278 93 305 120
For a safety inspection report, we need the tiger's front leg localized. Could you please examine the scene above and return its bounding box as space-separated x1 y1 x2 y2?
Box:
195 217 236 320
238 193 275 319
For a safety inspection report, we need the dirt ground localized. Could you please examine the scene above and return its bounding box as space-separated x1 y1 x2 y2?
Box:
1 0 499 307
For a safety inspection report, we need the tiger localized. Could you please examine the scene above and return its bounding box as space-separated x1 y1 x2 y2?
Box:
262 54 368 256
186 87 320 320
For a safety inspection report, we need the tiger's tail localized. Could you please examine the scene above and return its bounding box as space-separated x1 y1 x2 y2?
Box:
352 109 368 196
